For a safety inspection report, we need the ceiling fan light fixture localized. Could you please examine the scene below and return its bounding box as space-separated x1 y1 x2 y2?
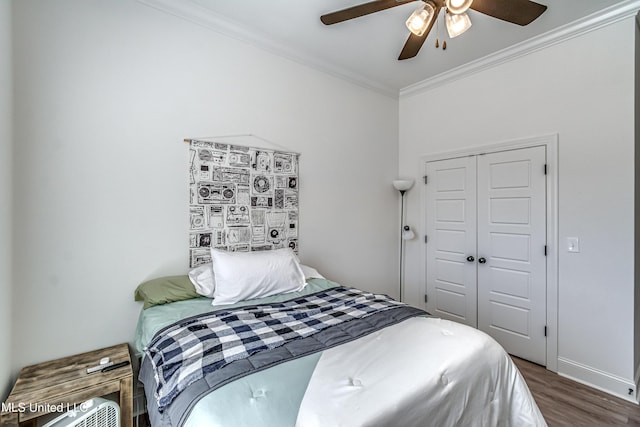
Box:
445 0 473 15
405 1 436 37
446 11 472 38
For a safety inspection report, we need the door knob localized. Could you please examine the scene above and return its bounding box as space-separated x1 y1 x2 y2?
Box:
478 257 487 264
466 256 475 262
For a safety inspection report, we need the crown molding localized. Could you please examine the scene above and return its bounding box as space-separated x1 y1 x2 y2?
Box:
137 0 639 99
400 0 640 97
136 0 398 98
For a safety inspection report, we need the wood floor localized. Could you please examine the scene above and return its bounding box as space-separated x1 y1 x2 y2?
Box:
513 357 640 426
138 359 640 426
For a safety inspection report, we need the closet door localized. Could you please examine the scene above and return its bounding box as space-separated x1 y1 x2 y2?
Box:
425 156 477 327
476 146 547 365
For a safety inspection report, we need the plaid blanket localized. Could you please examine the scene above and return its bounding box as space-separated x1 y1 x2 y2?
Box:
145 286 404 411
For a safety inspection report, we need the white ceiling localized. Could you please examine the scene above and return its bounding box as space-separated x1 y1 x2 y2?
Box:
140 0 637 95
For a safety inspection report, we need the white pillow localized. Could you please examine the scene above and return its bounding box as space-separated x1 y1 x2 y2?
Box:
188 263 216 297
300 264 325 280
211 248 306 306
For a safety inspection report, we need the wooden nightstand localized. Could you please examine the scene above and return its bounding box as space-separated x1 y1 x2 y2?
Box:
1 343 133 427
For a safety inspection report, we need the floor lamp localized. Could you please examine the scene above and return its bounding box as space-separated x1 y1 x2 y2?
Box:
393 179 415 302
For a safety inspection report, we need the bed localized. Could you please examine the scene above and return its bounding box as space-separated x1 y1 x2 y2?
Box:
134 250 546 427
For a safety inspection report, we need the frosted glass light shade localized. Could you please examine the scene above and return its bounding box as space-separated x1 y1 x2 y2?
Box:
405 2 436 37
393 179 415 192
445 0 473 14
446 12 472 38
402 226 416 240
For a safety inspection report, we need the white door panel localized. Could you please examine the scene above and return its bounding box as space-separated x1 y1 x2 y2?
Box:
435 199 466 222
489 267 530 299
477 146 547 365
489 301 530 336
489 198 530 224
489 233 531 261
426 157 477 327
488 160 532 188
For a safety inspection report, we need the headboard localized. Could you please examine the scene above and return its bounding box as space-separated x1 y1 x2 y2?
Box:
188 139 299 267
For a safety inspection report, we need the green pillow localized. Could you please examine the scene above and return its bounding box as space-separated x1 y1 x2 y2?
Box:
134 275 201 309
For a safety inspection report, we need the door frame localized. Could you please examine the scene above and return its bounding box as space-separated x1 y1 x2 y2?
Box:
420 134 559 372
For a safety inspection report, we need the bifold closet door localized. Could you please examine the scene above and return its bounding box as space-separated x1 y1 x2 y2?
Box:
425 156 477 327
476 146 547 365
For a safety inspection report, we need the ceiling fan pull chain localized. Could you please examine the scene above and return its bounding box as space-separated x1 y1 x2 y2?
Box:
441 10 447 50
435 10 440 48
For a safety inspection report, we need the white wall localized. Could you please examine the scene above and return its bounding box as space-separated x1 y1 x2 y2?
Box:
10 0 399 370
0 0 13 401
399 17 636 398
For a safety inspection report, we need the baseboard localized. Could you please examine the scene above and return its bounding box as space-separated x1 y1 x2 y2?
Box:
557 357 638 403
634 364 640 403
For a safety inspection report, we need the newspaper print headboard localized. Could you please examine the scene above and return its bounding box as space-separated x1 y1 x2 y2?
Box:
188 139 299 267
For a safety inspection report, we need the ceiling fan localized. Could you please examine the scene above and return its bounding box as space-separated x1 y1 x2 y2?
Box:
320 0 547 60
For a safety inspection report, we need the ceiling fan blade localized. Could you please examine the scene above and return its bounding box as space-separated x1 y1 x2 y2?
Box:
398 5 441 60
321 0 416 25
470 0 547 26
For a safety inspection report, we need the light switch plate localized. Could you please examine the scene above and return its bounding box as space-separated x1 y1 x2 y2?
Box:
567 237 580 253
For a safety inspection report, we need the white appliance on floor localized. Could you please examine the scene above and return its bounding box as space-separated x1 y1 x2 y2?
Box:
42 398 120 427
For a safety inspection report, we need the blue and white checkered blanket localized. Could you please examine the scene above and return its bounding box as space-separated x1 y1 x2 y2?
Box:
145 286 404 411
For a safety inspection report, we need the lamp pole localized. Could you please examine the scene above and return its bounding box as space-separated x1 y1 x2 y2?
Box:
399 189 406 302
393 179 414 303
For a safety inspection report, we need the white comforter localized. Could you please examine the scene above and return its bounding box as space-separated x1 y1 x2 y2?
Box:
296 317 546 427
